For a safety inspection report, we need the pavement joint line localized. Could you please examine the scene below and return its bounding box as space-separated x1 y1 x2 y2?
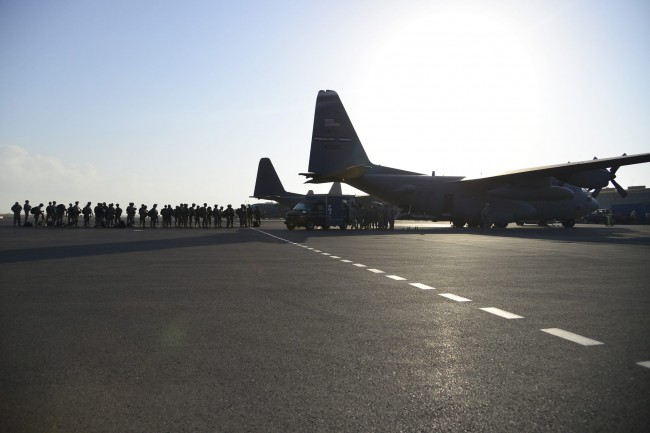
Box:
540 328 604 346
637 361 650 369
386 275 406 281
479 307 524 319
438 293 472 302
410 283 435 290
367 268 385 274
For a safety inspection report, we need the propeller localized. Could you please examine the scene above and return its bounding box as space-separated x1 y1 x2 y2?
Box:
591 164 627 198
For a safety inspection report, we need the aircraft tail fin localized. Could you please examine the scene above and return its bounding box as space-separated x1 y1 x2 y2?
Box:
303 90 372 182
302 90 420 182
253 158 287 199
328 182 343 195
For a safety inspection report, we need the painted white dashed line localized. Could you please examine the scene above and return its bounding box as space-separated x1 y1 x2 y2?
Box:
438 293 472 302
386 275 407 281
540 328 604 346
340 259 352 263
410 283 435 290
367 269 385 274
330 256 341 259
353 263 367 268
480 307 524 319
313 250 322 253
321 253 331 256
637 361 650 369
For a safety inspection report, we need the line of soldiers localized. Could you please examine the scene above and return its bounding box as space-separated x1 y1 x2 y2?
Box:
10 200 262 229
347 203 396 230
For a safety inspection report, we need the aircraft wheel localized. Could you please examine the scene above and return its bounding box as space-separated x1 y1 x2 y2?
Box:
562 219 575 228
339 224 347 230
305 221 315 230
494 222 508 228
286 224 295 230
322 225 330 230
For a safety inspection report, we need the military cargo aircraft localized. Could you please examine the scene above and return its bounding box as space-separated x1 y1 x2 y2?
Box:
252 157 344 208
300 90 650 228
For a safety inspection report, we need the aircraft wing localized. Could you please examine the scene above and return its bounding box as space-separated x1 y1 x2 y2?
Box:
457 152 650 198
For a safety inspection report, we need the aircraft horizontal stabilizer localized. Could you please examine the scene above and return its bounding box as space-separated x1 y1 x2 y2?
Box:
301 165 371 184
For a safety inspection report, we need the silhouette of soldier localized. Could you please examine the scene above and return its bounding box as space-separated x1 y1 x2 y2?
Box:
139 204 148 227
11 202 22 227
126 203 136 227
82 202 93 227
23 200 31 224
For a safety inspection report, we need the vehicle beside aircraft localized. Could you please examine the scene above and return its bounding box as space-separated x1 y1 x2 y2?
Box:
300 90 650 228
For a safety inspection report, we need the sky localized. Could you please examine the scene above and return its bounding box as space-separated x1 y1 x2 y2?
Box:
1 0 649 209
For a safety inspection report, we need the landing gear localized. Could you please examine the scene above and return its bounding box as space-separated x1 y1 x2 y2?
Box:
562 219 575 228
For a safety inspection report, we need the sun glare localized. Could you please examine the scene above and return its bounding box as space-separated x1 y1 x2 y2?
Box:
358 7 541 177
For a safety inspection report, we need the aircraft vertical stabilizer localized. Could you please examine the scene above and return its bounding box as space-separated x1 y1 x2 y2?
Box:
328 182 343 195
307 90 372 177
254 157 288 198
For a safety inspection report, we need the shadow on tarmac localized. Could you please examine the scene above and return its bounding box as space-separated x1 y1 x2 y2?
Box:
1 223 648 265
266 224 650 247
0 229 277 264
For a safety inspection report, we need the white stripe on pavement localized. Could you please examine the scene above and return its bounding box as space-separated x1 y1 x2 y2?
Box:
340 260 352 263
409 283 435 290
438 293 472 302
480 307 524 319
386 275 406 281
636 361 650 369
367 269 385 274
540 328 604 346
353 263 366 268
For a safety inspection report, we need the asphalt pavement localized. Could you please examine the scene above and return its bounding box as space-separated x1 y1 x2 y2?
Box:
1 218 649 432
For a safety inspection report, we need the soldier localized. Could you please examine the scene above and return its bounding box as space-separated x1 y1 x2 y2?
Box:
32 203 44 225
11 201 22 227
126 203 136 227
188 204 196 228
198 203 207 228
253 205 262 227
115 203 123 226
23 200 31 224
224 204 235 228
139 204 148 228
82 202 93 228
46 202 55 225
148 204 159 228
212 205 220 228
94 202 104 228
106 203 115 227
71 201 81 226
55 202 66 227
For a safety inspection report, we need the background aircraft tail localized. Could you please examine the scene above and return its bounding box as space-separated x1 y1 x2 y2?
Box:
253 158 288 199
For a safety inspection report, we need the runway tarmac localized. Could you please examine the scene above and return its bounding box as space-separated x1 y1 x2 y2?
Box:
1 218 649 432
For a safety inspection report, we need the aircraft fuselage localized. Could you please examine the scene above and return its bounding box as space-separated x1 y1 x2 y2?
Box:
347 174 599 226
